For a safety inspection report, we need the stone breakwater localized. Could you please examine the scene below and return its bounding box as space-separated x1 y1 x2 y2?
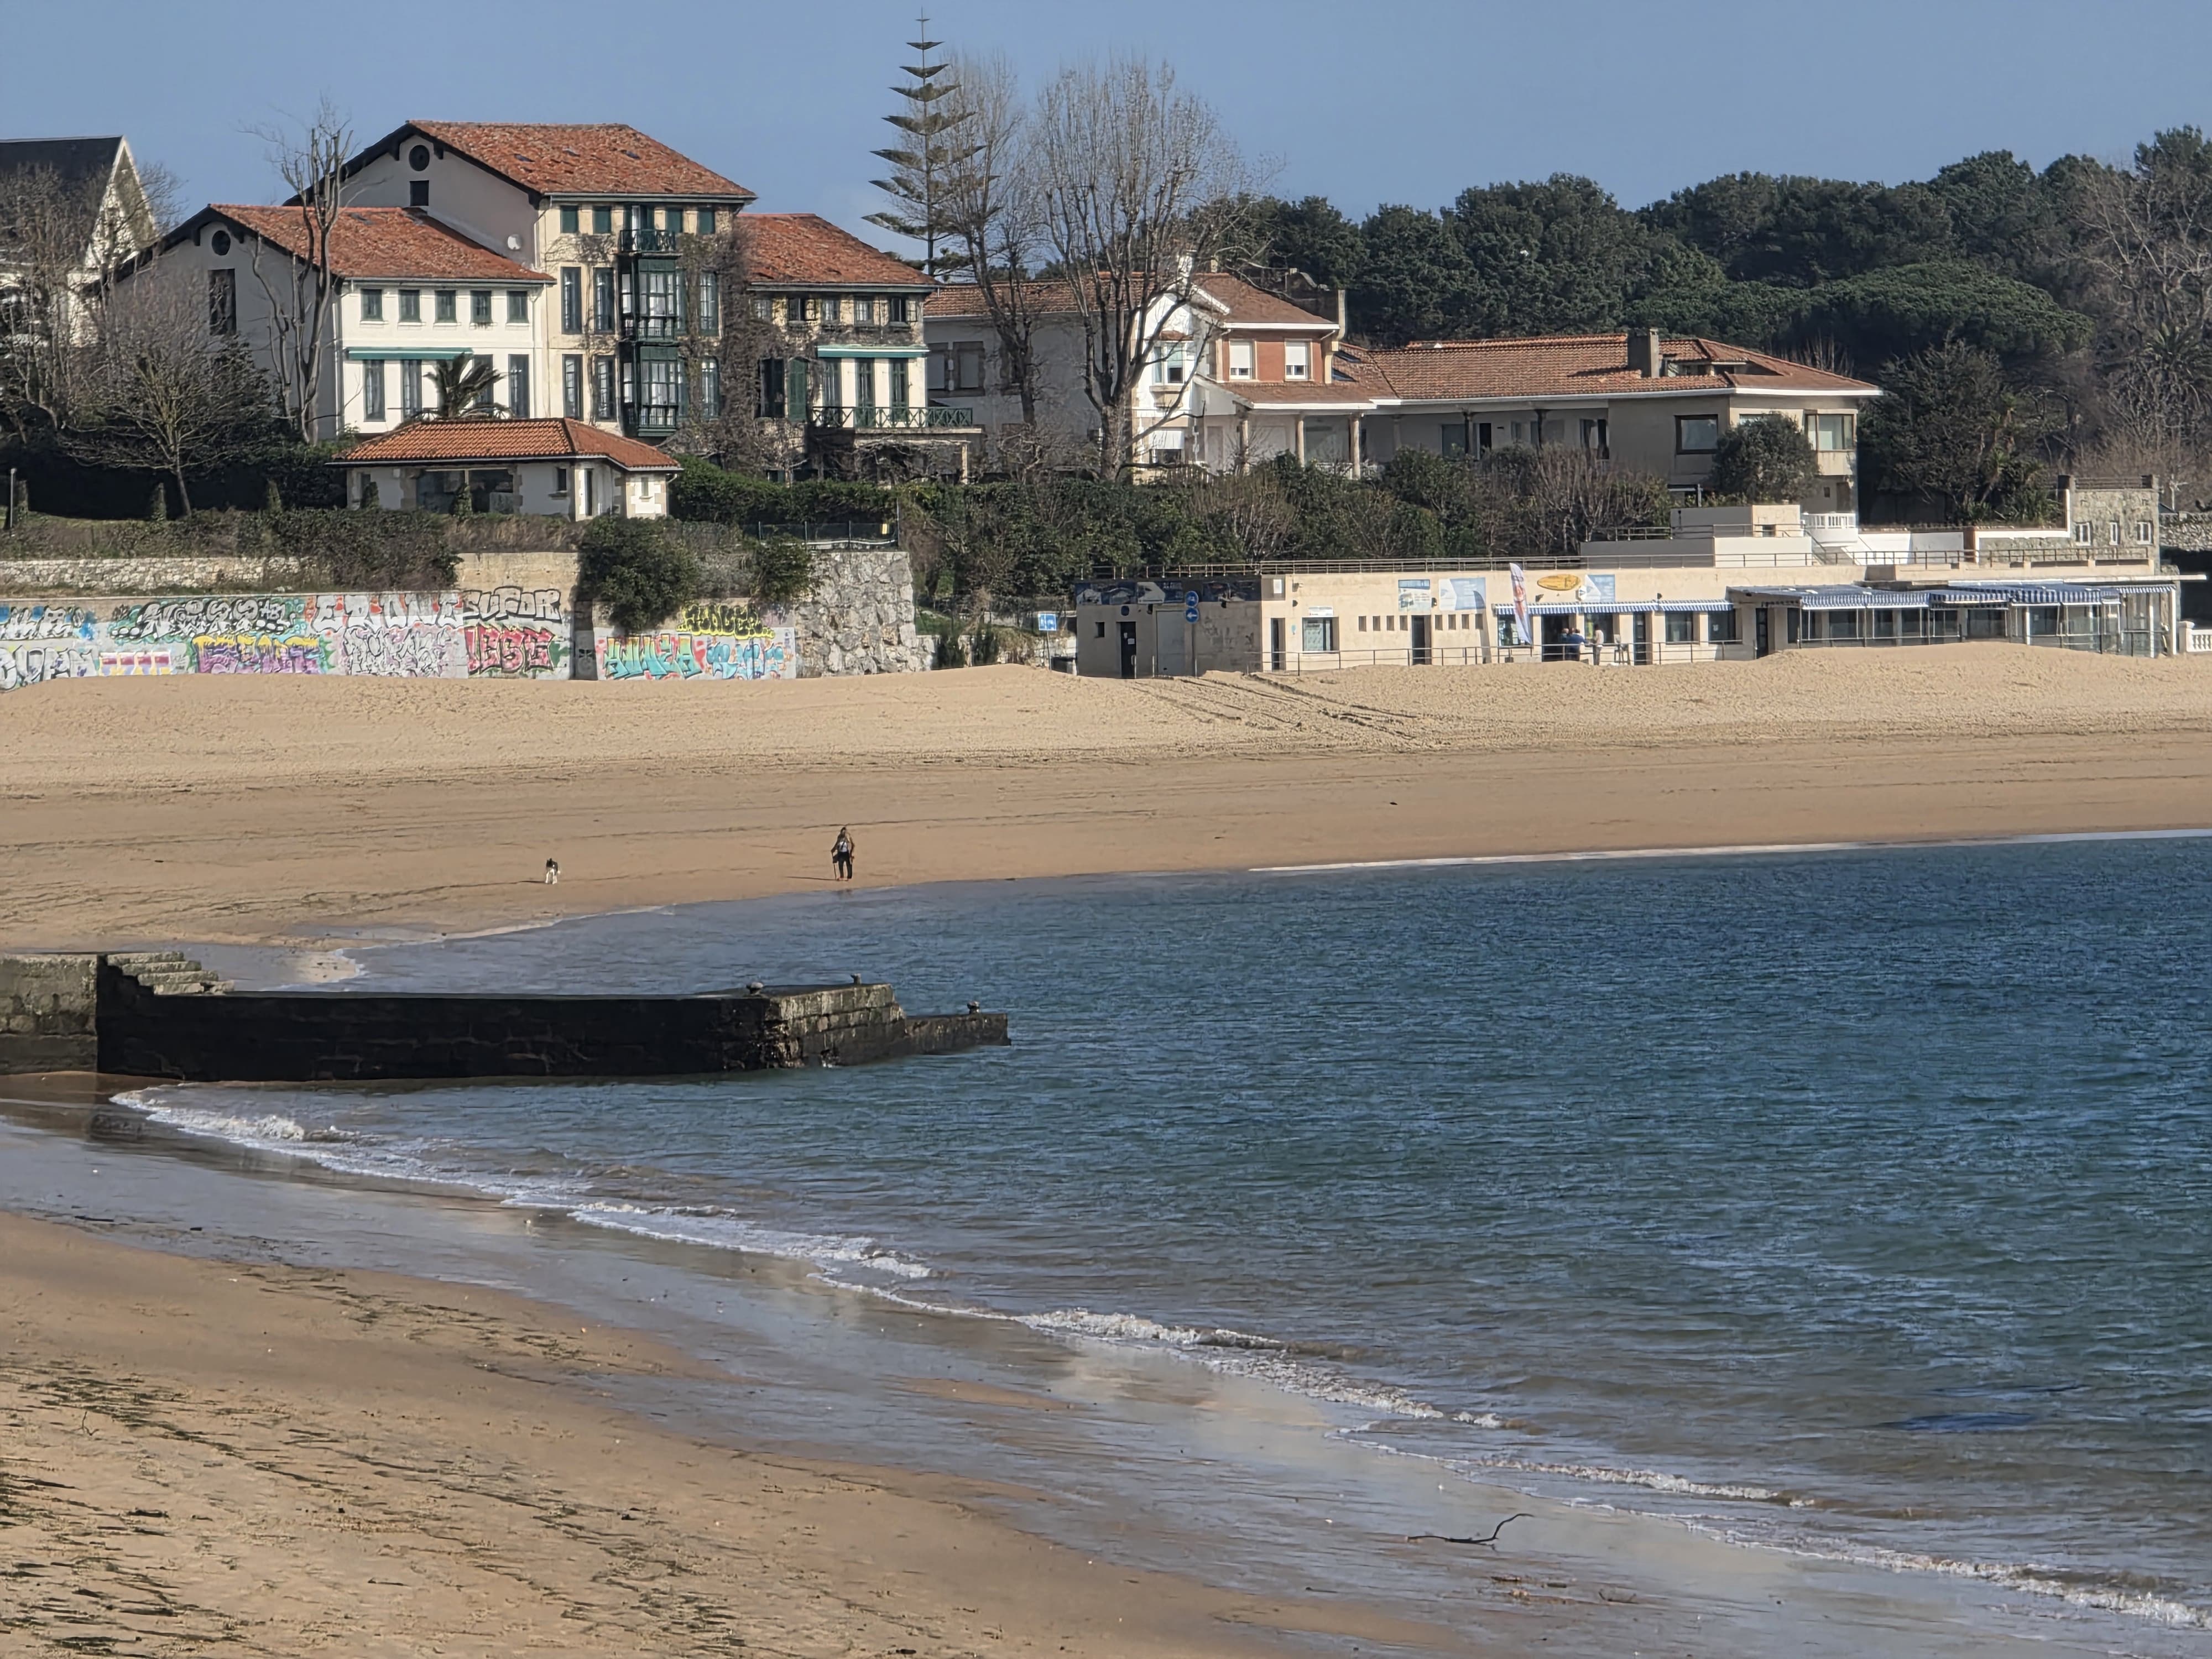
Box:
0 954 1007 1082
0 546 927 688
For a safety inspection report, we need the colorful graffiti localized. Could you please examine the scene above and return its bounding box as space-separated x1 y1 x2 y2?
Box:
595 623 796 683
0 604 103 689
461 587 567 679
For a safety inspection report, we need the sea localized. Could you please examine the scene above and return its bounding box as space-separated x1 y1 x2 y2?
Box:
7 835 2210 1656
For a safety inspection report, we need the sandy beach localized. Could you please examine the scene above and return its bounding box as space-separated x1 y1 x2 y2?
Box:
4 645 2212 951
7 648 2212 1656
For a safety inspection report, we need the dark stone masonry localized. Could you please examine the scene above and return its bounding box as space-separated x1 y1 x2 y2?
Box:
0 953 1007 1082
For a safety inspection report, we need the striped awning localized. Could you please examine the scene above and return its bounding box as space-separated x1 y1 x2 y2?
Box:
1493 599 1735 617
1733 587 1932 611
1936 583 2125 605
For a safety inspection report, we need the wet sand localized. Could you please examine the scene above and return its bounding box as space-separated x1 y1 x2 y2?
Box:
4 646 2212 951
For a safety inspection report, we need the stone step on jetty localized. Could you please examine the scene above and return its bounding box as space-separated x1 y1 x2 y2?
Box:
0 955 1005 1081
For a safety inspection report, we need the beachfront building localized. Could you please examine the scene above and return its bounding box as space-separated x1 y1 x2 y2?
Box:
331 416 679 517
1072 478 2187 675
0 136 160 351
743 214 977 480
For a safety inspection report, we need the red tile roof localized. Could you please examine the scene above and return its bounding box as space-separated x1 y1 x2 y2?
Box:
924 279 1079 319
742 214 928 288
1361 334 1876 401
1225 380 1375 408
398 122 753 200
334 417 679 469
198 205 546 282
1190 273 1336 328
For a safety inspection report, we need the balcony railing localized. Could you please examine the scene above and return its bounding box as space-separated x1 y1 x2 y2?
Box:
808 404 977 431
618 227 684 256
623 399 681 435
620 314 685 342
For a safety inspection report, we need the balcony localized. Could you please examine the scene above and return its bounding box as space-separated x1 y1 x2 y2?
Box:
809 405 977 431
620 313 685 343
623 399 680 436
618 227 684 256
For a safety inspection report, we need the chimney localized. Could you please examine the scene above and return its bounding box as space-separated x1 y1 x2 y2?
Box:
1627 328 1662 377
1335 286 1348 336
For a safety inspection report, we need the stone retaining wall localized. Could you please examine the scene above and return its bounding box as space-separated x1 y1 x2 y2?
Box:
0 954 98 1071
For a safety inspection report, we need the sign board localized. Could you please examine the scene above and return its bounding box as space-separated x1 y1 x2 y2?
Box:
1444 578 1486 612
1398 578 1432 611
1185 591 1200 623
1035 611 1059 633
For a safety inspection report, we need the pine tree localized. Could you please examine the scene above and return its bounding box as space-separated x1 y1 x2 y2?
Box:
865 16 978 276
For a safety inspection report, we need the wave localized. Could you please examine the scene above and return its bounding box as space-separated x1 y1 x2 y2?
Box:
566 1201 932 1280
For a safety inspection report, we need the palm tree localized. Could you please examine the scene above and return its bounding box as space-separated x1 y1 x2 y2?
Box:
426 353 502 419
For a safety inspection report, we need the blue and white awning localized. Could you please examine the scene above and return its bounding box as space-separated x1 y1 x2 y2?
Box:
1935 583 2125 605
1733 586 1932 610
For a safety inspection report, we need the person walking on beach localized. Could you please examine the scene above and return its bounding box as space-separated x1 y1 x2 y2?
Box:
831 827 855 882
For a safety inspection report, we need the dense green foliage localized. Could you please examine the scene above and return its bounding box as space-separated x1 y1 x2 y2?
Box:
1707 419 1816 505
577 516 703 632
1858 343 2056 522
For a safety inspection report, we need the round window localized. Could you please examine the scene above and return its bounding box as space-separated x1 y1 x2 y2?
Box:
409 144 430 171
211 229 230 255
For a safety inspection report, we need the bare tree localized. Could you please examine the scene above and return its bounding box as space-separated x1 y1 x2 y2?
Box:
1030 57 1253 478
247 100 352 441
67 265 269 513
937 51 1048 431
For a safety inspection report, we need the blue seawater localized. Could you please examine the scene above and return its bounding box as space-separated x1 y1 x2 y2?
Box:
139 838 2212 1626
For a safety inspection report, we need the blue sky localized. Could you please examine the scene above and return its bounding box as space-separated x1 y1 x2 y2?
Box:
15 0 2212 246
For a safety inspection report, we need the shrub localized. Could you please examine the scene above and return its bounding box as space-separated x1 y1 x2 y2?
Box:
577 516 701 633
1707 419 1816 503
748 536 813 603
264 509 461 588
935 629 965 669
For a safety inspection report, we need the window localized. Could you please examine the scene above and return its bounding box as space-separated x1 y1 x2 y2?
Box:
507 290 529 324
700 357 721 417
591 356 614 420
853 295 875 324
553 466 570 496
758 357 786 418
821 295 842 325
697 272 720 335
752 294 773 322
1154 345 1186 385
2074 521 2094 545
1809 412 1856 451
698 206 716 234
1707 608 1739 644
1358 615 1369 632
562 353 583 419
1581 417 1609 454
409 180 429 208
2109 519 2122 546
592 267 615 331
1475 421 1494 456
211 228 231 255
1284 341 1310 380
560 268 582 333
507 353 530 417
888 295 912 323
409 144 430 172
1664 611 1698 645
207 269 236 336
1440 421 1468 456
2136 519 2156 544
399 288 421 323
362 359 386 421
472 290 493 326
469 355 495 411
788 294 813 323
1228 339 1255 379
592 206 612 235
888 356 909 409
435 289 457 324
1676 415 1720 453
952 341 985 392
1301 616 1337 653
560 205 579 235
400 361 422 416
852 359 877 410
642 356 681 422
360 287 384 322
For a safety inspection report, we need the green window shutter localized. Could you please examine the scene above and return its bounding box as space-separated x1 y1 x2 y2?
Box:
787 358 807 421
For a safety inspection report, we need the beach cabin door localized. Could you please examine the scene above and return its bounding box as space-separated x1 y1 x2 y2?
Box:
1270 617 1286 671
1410 614 1432 665
1755 608 1771 657
1118 621 1138 679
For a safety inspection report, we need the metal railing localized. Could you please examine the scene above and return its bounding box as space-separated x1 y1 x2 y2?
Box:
618 228 684 255
623 399 680 434
808 405 976 431
738 520 898 545
620 314 685 342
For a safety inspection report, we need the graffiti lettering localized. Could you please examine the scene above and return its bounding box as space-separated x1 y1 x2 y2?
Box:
0 641 100 688
594 627 796 683
109 595 300 644
465 623 558 677
465 586 566 625
100 649 176 676
680 601 763 635
193 634 327 675
0 603 99 642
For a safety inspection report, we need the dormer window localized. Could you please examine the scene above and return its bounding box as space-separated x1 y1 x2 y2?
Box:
1284 341 1310 380
1228 339 1254 379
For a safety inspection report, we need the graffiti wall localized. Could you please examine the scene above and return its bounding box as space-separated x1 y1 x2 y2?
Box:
594 604 797 683
462 586 570 680
0 589 576 689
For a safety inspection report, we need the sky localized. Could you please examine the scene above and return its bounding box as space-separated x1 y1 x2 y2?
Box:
13 0 2212 249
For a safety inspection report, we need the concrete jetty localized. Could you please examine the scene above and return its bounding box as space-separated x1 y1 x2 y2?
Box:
0 953 1008 1082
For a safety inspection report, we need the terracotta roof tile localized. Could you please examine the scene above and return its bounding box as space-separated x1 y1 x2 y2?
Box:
741 215 927 288
923 279 1078 319
1190 273 1336 327
1227 380 1375 408
1362 333 1877 401
334 417 678 469
200 205 547 282
403 122 753 200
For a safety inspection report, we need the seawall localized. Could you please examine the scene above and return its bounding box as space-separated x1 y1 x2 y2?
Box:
0 954 1008 1082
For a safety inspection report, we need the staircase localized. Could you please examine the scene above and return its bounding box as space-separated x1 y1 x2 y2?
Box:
107 951 232 995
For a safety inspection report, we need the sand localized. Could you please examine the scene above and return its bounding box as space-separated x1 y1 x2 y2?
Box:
3 645 2212 951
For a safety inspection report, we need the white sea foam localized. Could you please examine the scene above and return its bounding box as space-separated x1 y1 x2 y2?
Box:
566 1201 932 1280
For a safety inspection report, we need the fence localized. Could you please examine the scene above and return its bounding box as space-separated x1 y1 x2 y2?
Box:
2189 624 2212 654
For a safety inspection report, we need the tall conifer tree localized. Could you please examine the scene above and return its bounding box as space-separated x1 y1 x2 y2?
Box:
867 17 978 276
